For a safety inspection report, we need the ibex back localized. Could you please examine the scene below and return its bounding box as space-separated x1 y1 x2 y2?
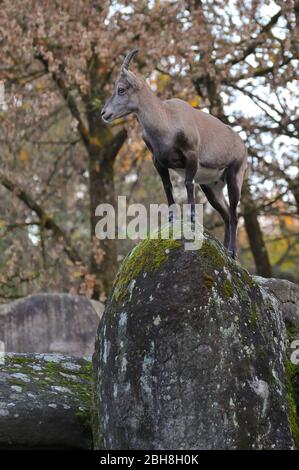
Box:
101 49 248 258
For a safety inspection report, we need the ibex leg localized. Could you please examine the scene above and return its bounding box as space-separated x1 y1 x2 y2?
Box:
185 152 198 223
200 180 230 248
227 163 246 258
153 157 175 222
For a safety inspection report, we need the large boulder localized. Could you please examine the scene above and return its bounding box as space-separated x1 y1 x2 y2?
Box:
0 353 92 449
93 224 296 450
0 294 103 355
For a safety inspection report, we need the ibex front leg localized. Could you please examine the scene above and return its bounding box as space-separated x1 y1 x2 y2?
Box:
185 152 198 223
153 157 175 222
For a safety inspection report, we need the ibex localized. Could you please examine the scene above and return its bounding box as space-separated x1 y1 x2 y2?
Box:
101 50 247 258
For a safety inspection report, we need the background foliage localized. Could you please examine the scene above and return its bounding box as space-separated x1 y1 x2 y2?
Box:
0 0 298 301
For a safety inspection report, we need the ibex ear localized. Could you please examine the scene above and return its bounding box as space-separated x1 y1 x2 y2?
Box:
121 68 142 90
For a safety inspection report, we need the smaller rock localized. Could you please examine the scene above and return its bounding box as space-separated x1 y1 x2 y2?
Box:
0 353 92 449
255 277 299 331
0 293 104 355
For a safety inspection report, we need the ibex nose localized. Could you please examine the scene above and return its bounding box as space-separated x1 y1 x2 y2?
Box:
101 107 113 123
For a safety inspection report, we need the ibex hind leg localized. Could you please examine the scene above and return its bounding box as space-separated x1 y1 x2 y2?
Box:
200 179 230 248
227 161 247 258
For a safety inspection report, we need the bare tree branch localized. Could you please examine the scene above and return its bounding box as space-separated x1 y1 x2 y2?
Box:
0 171 83 264
228 10 282 66
35 54 90 150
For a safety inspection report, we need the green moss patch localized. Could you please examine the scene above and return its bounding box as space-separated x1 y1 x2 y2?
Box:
199 238 225 268
222 279 234 298
285 323 299 448
203 273 215 289
113 236 182 302
285 360 299 448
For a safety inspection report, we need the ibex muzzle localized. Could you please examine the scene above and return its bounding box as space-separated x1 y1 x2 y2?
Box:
101 49 247 258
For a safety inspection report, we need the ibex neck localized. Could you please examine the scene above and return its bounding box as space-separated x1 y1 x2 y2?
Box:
135 86 167 137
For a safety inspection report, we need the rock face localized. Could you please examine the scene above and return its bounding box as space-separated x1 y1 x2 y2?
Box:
0 353 92 449
0 294 103 355
254 277 299 331
93 226 296 450
256 277 299 449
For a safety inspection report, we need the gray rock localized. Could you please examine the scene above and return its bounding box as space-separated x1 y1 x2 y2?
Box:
0 353 92 449
0 293 104 355
255 277 299 450
93 224 295 450
254 277 299 331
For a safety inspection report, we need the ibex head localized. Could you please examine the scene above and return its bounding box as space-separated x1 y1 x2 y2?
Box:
101 49 142 123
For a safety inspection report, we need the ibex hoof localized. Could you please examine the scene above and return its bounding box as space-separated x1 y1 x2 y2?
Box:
228 249 236 259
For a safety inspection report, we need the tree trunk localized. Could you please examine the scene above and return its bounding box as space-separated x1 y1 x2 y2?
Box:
84 56 128 299
38 51 128 299
290 176 299 216
242 181 272 277
87 128 127 299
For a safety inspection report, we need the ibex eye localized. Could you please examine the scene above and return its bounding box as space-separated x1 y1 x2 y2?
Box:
118 88 125 95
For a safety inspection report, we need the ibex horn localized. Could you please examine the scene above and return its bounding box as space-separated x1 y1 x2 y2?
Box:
121 48 139 71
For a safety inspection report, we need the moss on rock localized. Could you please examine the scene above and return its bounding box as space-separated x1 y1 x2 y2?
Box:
285 322 299 449
112 235 182 302
0 353 93 449
285 361 299 449
199 238 225 268
203 273 215 289
222 279 234 298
